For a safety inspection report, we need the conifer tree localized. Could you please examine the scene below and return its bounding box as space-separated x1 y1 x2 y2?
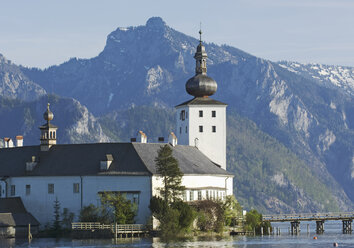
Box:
155 144 185 204
52 197 61 231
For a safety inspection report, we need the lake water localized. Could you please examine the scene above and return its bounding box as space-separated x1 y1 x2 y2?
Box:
2 221 353 248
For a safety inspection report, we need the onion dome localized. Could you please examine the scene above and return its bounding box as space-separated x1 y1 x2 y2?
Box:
186 30 217 97
43 103 54 123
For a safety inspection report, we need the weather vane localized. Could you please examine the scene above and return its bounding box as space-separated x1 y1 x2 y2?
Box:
199 22 202 42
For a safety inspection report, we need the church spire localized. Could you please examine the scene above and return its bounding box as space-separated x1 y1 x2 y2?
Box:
185 30 217 97
194 29 208 75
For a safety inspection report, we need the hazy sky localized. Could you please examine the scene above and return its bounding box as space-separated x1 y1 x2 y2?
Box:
1 0 353 68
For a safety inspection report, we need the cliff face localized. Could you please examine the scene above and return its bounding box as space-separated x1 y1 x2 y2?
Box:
0 95 110 146
1 17 353 212
0 54 46 101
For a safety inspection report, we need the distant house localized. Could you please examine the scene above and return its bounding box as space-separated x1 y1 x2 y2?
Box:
0 36 233 228
0 197 39 238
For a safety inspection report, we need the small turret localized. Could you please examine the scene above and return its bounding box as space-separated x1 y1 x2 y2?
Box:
39 103 58 151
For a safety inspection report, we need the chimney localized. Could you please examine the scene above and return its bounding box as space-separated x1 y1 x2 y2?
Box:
137 131 147 143
158 137 165 143
16 136 23 147
168 132 178 147
100 154 113 171
4 138 14 148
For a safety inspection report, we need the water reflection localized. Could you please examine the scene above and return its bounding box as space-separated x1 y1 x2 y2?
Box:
0 222 353 248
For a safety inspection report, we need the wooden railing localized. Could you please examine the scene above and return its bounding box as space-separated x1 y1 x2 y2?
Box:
263 212 354 222
71 222 146 234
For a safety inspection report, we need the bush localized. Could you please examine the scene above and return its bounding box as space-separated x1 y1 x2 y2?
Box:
194 200 224 233
79 204 102 222
245 209 271 235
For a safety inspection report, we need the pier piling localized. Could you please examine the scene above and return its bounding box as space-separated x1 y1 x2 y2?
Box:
342 219 352 234
316 220 324 234
290 221 300 235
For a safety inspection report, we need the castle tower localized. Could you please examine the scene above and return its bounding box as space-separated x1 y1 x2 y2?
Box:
39 103 58 151
175 31 227 170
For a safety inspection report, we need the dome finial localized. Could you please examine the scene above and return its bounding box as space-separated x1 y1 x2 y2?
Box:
185 28 218 98
43 102 54 123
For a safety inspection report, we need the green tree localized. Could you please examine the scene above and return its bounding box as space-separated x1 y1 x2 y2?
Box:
155 145 185 204
245 209 271 235
61 208 75 230
222 195 243 226
79 204 102 222
100 192 137 224
52 197 61 232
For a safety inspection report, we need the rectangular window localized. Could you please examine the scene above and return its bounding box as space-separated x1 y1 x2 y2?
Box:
48 184 54 194
189 191 194 201
199 110 203 117
206 190 209 200
183 191 187 201
212 126 216 132
198 191 202 201
73 183 80 193
181 110 185 121
11 185 15 196
212 110 216 117
199 126 203 133
26 185 31 195
133 193 139 204
180 127 182 134
185 126 188 133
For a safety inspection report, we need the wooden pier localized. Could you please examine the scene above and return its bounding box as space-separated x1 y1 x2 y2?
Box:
71 222 148 238
262 212 354 234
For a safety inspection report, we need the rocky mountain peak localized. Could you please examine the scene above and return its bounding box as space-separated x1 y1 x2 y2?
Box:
146 16 166 30
0 53 11 65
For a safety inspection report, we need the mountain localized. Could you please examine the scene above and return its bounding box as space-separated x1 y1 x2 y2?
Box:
0 95 109 145
1 17 353 212
278 61 354 96
0 54 46 101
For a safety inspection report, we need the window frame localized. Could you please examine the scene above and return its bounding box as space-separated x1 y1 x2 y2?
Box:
48 184 54 194
73 183 80 193
26 184 31 195
10 185 15 196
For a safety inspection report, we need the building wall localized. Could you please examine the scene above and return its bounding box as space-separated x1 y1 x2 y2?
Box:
176 105 227 170
7 175 152 227
152 174 233 200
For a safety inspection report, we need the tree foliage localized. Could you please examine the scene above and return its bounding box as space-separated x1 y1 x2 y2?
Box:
222 195 243 227
52 197 61 232
245 209 271 235
193 200 224 233
155 144 185 204
100 192 137 224
79 193 137 224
